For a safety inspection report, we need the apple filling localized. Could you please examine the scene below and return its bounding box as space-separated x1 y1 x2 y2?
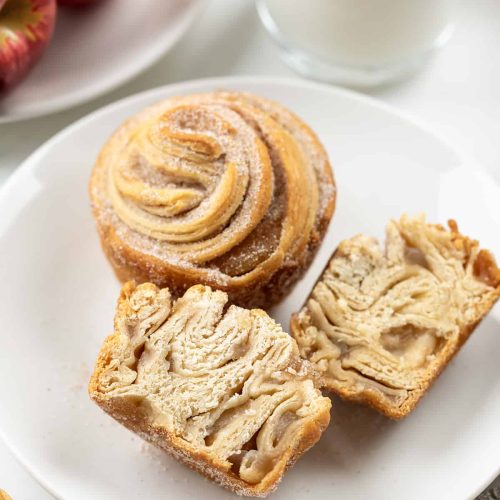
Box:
96 283 328 484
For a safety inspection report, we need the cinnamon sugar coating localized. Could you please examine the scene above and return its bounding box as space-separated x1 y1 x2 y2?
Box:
89 91 336 308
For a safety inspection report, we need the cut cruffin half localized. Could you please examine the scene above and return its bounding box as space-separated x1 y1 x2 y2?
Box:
291 214 500 419
89 282 331 497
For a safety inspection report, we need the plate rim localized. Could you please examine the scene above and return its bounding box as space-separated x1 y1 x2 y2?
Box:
0 75 495 500
0 0 205 124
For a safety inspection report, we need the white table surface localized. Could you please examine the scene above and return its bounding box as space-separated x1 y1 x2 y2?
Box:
0 0 499 498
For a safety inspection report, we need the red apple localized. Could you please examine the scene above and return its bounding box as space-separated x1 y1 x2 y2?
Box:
0 0 56 91
58 0 102 7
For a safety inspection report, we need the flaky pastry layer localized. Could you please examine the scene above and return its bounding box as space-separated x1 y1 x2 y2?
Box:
90 282 330 496
89 91 336 308
291 215 500 418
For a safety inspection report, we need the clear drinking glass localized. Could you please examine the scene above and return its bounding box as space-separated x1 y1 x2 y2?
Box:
257 0 455 87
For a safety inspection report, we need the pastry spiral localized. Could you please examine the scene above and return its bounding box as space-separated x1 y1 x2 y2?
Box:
90 91 335 307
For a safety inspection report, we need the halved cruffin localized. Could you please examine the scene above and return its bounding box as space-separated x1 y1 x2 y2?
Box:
89 282 331 496
291 214 500 419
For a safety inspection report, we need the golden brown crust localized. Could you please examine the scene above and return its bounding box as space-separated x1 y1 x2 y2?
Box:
0 490 13 500
89 282 331 496
89 91 336 309
89 388 330 496
291 215 500 419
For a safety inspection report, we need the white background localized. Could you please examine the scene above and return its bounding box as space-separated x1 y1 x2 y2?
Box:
0 0 499 497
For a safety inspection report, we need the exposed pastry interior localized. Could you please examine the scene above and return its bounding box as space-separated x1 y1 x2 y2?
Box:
90 282 331 495
291 214 500 418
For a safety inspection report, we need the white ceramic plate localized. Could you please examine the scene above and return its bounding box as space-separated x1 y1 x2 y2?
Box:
0 77 498 500
0 0 202 123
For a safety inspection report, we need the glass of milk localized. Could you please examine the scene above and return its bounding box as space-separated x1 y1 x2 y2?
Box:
257 0 455 87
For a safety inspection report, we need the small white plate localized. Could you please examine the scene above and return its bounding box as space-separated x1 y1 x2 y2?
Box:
0 0 202 123
0 77 498 500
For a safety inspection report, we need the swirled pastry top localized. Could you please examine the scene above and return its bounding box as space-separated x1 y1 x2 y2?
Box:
89 91 335 298
89 282 330 493
291 215 500 418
